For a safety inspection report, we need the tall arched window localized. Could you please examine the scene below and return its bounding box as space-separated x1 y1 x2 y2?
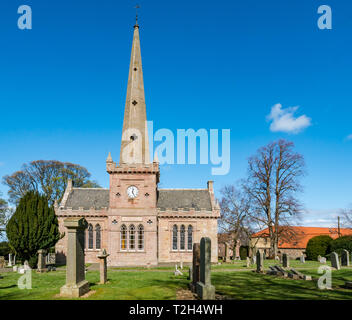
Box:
137 224 144 251
95 224 101 250
187 225 193 250
129 224 135 250
172 225 178 250
180 225 185 250
120 224 127 250
88 224 93 249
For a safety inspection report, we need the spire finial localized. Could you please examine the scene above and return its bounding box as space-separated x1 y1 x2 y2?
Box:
134 4 140 28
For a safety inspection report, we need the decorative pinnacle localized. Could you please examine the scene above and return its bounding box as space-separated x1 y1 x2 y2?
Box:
106 152 113 163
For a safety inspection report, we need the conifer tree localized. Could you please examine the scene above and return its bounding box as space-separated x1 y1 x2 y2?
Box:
6 191 61 266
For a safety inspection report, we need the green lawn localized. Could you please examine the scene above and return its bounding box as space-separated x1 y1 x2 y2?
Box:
1 260 351 300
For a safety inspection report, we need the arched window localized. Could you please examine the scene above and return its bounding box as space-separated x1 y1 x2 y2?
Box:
180 225 185 250
120 224 127 250
129 224 135 250
172 225 178 250
137 224 144 251
88 224 93 249
95 224 101 250
187 225 193 250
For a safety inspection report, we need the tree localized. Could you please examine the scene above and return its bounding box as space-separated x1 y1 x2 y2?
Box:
305 235 332 261
243 139 305 257
6 191 62 267
341 206 352 228
219 185 253 258
2 160 100 205
0 193 12 239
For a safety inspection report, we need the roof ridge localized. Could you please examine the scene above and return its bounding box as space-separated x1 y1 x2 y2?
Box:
72 188 109 190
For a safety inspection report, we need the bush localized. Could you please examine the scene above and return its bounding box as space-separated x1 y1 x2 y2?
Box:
0 241 11 256
239 246 249 260
305 235 333 261
330 236 352 256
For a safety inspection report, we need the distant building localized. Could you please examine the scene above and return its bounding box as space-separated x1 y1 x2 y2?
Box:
251 226 352 259
218 232 250 260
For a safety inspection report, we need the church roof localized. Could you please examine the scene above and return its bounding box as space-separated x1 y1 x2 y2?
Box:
64 188 110 210
157 189 212 211
63 188 213 211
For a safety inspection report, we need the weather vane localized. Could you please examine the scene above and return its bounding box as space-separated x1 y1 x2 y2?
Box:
135 4 140 25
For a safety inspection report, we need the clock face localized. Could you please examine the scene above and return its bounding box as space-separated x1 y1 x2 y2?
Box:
127 185 139 199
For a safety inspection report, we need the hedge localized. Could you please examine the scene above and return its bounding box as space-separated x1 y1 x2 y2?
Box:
330 236 352 256
305 235 333 261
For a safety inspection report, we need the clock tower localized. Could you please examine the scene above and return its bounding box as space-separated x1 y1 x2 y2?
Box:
105 18 160 266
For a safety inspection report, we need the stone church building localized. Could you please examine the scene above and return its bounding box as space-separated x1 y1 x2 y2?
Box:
55 20 220 266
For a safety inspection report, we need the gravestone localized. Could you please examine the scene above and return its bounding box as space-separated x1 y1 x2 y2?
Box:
256 251 263 273
300 254 305 264
282 253 289 268
246 257 250 268
97 249 109 284
180 260 183 270
317 255 322 262
330 252 340 270
196 237 215 300
0 256 5 268
60 217 89 298
319 257 327 264
188 266 192 281
251 255 257 265
341 249 350 267
8 254 12 267
190 243 200 292
174 264 183 276
37 249 46 273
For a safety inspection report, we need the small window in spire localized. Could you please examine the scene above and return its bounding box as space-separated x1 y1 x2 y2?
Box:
132 100 138 106
134 67 138 71
130 134 138 141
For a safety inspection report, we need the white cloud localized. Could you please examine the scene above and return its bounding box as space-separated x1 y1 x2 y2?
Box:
267 103 312 134
300 209 339 228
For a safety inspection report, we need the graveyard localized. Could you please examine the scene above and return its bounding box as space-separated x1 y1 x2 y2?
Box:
1 256 352 300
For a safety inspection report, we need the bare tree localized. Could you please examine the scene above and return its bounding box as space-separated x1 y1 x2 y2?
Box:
341 206 352 228
2 160 100 205
243 139 305 257
0 193 13 239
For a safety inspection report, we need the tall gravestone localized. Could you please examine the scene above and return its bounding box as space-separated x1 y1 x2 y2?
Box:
190 243 200 293
330 252 340 270
8 254 12 267
300 254 305 264
60 217 89 298
37 249 46 273
282 253 289 268
196 237 215 300
341 249 350 267
256 250 263 273
97 249 109 284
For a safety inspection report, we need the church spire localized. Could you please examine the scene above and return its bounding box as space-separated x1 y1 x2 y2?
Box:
120 15 150 165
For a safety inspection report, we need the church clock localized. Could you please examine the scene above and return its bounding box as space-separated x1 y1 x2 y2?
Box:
127 185 139 199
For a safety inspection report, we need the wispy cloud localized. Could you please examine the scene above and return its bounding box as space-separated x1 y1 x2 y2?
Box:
267 103 312 134
300 209 340 228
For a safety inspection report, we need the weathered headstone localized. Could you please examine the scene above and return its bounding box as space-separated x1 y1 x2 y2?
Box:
251 255 257 265
190 243 200 292
0 256 5 268
246 257 250 268
275 255 280 262
8 254 12 267
97 249 109 284
256 251 263 273
196 237 215 300
60 217 89 298
330 252 340 270
188 266 193 281
341 249 350 267
317 255 322 262
174 264 183 276
300 254 305 264
319 257 327 264
37 249 46 273
282 253 289 268
290 268 312 281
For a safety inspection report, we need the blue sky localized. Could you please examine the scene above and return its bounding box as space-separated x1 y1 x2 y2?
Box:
0 0 351 228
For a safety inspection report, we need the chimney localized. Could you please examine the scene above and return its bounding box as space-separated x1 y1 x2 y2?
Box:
207 181 214 193
67 179 73 191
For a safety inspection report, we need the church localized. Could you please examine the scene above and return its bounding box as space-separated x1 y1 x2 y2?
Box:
55 19 220 266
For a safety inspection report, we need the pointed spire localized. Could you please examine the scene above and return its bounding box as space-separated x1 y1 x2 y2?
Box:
120 15 150 165
106 152 113 163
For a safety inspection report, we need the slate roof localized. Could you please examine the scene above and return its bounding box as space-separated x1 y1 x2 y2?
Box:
157 189 212 211
63 188 213 212
64 188 110 210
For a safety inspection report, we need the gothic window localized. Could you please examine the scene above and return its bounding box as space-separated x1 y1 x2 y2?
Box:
121 224 127 250
137 224 144 250
129 224 136 250
187 225 193 250
88 224 93 249
180 225 185 250
172 225 178 250
95 224 101 250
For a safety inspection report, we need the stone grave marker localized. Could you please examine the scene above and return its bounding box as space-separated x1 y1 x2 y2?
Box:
282 253 289 268
330 252 340 270
190 243 200 293
97 249 109 284
196 237 215 300
8 254 12 267
246 257 250 268
341 249 350 267
256 251 263 273
37 249 46 273
60 217 89 298
300 254 305 264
